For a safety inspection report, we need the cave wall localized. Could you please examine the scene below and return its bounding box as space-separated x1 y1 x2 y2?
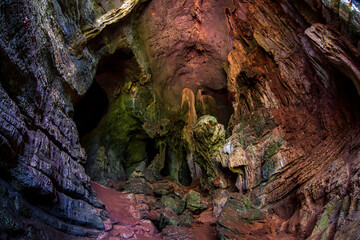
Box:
0 0 360 239
0 0 107 237
220 0 360 239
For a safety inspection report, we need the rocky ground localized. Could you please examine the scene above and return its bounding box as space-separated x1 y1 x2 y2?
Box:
92 179 218 240
91 175 293 240
88 155 299 240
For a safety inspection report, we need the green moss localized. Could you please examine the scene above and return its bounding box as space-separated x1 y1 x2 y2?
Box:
312 196 342 236
341 196 350 214
154 184 170 196
161 196 185 215
260 139 283 181
264 140 282 160
262 158 276 181
185 190 208 214
317 214 330 231
125 139 148 167
95 146 108 170
82 76 156 183
321 225 331 240
218 194 264 226
179 210 194 227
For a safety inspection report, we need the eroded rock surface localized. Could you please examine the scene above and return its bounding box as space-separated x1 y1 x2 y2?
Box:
191 115 225 190
1 0 360 239
222 0 360 239
0 0 108 237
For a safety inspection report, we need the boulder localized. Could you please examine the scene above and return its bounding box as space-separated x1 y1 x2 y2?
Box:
154 184 170 197
125 177 154 196
184 190 208 214
217 193 264 239
160 195 185 215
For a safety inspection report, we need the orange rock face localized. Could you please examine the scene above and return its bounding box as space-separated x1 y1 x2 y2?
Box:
131 0 234 122
220 0 360 239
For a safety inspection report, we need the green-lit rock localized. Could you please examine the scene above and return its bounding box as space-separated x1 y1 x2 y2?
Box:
179 210 194 227
83 81 155 183
264 140 281 160
160 195 185 215
147 141 166 179
125 138 148 178
159 211 181 229
184 190 208 214
262 159 277 181
159 209 194 229
125 177 153 196
191 115 225 189
154 184 170 196
310 196 342 239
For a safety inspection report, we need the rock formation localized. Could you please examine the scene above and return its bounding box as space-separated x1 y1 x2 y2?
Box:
0 0 360 239
191 115 225 190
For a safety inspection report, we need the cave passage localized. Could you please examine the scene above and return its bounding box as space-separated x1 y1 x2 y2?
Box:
198 87 234 128
334 71 360 111
73 80 109 139
73 48 135 140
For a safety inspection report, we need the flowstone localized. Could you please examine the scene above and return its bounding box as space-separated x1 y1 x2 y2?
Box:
191 115 225 190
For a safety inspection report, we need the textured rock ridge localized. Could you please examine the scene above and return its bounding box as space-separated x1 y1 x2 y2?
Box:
220 0 360 239
83 0 148 40
0 0 143 237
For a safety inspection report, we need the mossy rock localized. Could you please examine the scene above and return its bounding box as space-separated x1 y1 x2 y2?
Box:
125 138 148 177
311 196 342 238
154 185 170 196
184 190 208 214
159 211 181 229
160 195 185 215
234 113 277 149
191 115 225 188
159 209 194 229
179 210 194 227
262 158 277 181
264 140 282 160
262 139 282 181
125 177 153 196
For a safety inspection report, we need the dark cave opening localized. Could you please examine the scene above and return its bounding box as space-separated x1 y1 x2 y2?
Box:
156 121 192 186
160 145 192 186
332 70 360 124
125 132 159 177
73 80 109 139
95 49 136 98
236 72 259 89
146 138 159 165
196 87 234 128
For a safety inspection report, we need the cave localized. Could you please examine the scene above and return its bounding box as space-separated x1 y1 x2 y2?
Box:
196 87 234 128
73 80 109 139
1 0 360 239
332 69 360 124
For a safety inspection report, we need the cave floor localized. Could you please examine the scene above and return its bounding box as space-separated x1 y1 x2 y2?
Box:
91 181 218 240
